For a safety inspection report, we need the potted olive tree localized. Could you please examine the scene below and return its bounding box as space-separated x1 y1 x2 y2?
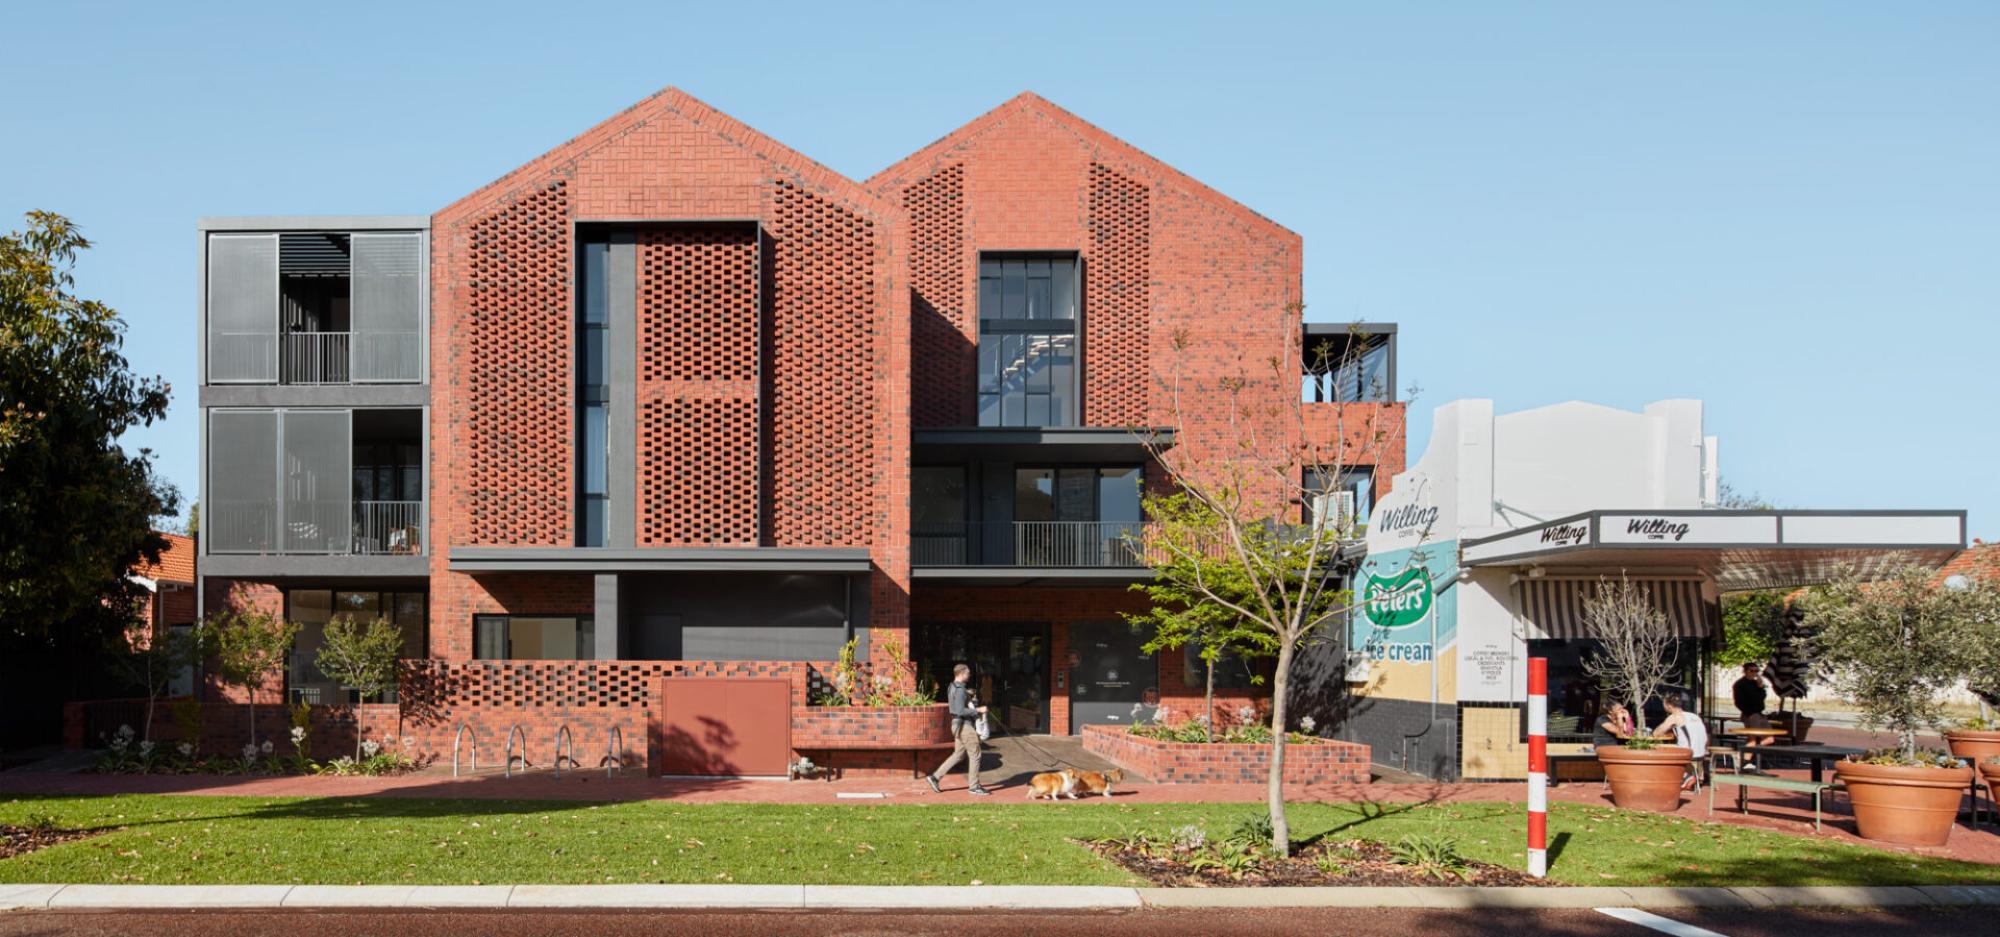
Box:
1942 573 2000 766
1583 576 1690 812
1806 565 1988 846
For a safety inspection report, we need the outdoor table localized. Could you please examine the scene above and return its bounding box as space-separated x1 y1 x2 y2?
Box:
1751 743 1864 784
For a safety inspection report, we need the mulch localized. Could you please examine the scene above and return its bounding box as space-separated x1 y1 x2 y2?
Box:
0 824 102 860
1080 837 1550 888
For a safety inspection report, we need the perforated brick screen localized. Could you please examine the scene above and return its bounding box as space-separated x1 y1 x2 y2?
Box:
1086 164 1150 426
906 164 970 428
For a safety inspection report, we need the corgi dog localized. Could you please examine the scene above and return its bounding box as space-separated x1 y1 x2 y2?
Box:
1070 768 1125 798
1025 767 1080 800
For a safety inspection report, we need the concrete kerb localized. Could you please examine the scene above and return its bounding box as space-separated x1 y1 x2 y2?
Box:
4 883 2000 911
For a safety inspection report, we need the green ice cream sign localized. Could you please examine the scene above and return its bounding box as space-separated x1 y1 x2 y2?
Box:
1362 567 1433 629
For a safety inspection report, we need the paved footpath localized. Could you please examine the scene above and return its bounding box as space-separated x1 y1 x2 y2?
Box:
2 903 1998 937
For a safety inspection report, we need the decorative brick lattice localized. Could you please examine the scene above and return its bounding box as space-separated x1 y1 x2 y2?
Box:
638 226 759 383
1086 164 1150 426
767 180 875 546
906 164 969 428
639 397 759 545
408 660 814 710
466 182 572 545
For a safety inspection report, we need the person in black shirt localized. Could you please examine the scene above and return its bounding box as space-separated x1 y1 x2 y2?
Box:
1732 663 1776 770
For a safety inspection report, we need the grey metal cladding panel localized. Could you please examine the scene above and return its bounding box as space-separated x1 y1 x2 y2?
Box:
281 410 350 554
201 384 430 408
199 554 430 579
207 234 278 382
208 409 280 552
350 233 423 382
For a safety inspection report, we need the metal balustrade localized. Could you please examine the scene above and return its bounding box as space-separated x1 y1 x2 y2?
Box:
280 331 352 384
353 500 423 555
913 521 1148 568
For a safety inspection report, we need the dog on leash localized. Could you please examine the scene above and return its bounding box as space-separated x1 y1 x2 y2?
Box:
1070 767 1124 798
1025 766 1080 800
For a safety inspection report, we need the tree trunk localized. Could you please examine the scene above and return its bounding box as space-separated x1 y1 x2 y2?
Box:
1267 641 1295 856
1205 652 1216 743
1631 692 1647 737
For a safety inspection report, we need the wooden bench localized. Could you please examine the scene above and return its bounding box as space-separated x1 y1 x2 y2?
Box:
1709 769 1834 831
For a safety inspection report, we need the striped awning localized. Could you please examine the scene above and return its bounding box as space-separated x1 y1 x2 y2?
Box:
1519 578 1718 641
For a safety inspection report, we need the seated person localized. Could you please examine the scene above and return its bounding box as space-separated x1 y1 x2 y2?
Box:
1596 702 1635 742
1650 692 1710 790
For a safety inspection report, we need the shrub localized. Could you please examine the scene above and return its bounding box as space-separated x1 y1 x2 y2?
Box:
1389 834 1469 881
1850 747 1966 770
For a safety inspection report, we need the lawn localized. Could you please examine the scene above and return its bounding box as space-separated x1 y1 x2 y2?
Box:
1 794 1994 887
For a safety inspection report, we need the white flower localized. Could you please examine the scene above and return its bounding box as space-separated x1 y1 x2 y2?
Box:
138 740 155 757
290 726 307 746
1301 715 1318 734
1236 704 1257 725
360 739 381 758
176 742 194 758
260 740 274 755
242 743 258 760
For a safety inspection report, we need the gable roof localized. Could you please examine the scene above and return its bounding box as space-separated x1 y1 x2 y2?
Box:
867 91 1299 244
435 86 894 225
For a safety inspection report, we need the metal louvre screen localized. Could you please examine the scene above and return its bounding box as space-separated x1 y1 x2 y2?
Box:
207 234 278 382
281 410 352 554
208 410 280 552
1521 578 1716 640
350 233 422 382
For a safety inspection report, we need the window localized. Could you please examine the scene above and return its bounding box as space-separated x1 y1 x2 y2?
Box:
913 466 968 564
1013 466 1143 565
977 255 1079 427
285 589 428 704
204 230 422 385
474 615 596 660
1524 638 1708 743
1304 465 1374 531
577 237 611 546
1184 643 1273 690
1304 331 1393 403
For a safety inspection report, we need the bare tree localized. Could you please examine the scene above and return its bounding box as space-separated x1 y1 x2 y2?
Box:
1138 308 1412 856
1579 575 1679 736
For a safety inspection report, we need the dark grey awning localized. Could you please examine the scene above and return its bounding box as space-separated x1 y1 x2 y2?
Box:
449 546 871 574
1519 577 1717 641
912 426 1172 462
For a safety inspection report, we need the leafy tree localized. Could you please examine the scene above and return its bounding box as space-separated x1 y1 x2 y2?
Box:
1715 591 1788 668
1 212 177 645
209 606 301 751
1802 565 2000 761
1138 313 1409 856
313 615 405 758
1128 493 1289 739
1578 575 1679 736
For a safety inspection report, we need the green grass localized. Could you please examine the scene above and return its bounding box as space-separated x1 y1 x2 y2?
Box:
1 794 1995 887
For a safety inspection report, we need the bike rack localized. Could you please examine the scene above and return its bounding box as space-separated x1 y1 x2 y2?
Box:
603 726 625 779
552 724 576 780
504 724 529 778
451 722 478 778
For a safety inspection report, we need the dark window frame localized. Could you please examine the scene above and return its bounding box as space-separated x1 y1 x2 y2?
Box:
976 252 1082 428
575 237 611 547
472 613 598 661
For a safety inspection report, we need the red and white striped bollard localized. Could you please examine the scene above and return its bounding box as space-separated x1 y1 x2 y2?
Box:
1527 656 1547 878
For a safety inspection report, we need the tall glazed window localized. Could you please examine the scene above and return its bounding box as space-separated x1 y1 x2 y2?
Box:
977 255 1079 427
576 237 611 546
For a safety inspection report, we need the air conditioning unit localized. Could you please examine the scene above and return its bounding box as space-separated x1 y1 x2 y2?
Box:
1311 491 1358 537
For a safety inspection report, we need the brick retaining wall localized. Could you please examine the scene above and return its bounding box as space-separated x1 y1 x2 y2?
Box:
1081 724 1370 785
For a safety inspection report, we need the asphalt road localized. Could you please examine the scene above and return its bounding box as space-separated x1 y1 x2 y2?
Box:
1 907 1994 937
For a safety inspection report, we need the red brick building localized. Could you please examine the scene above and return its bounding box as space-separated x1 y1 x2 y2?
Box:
186 89 1404 774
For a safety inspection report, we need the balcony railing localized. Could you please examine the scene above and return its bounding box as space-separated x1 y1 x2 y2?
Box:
281 331 351 385
207 499 423 556
914 521 1149 568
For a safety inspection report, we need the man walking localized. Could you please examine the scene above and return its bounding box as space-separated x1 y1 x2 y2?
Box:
926 663 991 795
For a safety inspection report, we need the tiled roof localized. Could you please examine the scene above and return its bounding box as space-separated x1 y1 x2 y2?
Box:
132 531 195 584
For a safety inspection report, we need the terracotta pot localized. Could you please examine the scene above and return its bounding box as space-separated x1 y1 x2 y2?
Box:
1595 745 1693 812
1982 760 2000 794
1834 760 1974 847
1944 730 2000 765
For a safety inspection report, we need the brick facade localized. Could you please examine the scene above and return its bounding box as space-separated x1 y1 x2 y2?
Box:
185 88 1403 783
1081 724 1370 785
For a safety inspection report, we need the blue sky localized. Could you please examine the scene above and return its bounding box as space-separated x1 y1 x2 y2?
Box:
6 3 1996 535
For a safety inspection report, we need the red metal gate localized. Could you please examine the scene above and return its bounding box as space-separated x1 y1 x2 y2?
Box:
655 678 792 777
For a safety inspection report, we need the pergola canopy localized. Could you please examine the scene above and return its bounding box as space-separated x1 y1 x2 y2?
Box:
1460 509 1966 592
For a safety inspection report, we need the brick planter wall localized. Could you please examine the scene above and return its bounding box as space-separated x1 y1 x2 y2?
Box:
792 704 952 778
1082 724 1370 785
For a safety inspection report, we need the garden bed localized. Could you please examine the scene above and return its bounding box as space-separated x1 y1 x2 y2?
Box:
2 823 103 861
1078 835 1548 887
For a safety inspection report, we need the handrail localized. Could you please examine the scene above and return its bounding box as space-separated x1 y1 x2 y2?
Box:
452 722 477 777
603 726 625 779
504 724 528 778
552 724 575 780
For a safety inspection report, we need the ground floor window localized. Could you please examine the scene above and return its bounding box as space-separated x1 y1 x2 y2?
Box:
285 589 427 704
1527 637 1707 743
474 615 595 661
1182 642 1274 690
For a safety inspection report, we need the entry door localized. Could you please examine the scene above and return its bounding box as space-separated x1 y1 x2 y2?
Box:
914 622 1050 733
1068 621 1157 733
